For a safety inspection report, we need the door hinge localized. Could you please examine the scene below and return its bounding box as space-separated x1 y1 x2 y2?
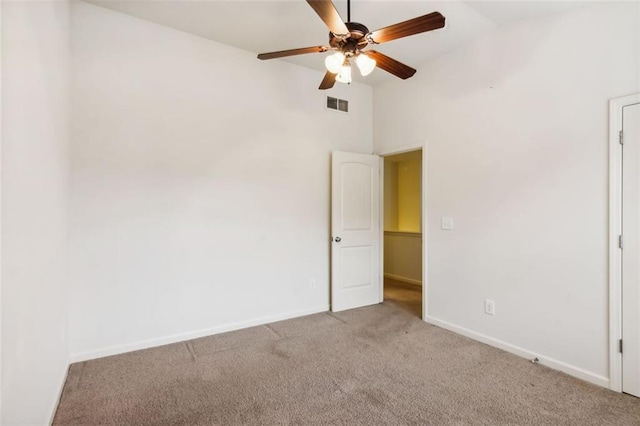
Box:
619 130 624 145
619 235 623 249
619 339 623 353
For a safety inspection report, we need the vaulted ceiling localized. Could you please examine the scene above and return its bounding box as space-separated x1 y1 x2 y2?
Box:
84 0 588 86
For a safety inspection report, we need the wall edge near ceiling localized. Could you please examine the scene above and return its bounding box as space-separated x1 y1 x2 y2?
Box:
425 315 610 389
69 305 330 363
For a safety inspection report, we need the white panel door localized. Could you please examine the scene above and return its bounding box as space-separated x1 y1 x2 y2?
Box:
331 151 381 312
622 102 640 397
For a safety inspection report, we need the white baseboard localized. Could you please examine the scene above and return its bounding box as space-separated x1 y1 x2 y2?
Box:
70 305 329 363
49 362 69 425
425 315 610 389
384 273 422 286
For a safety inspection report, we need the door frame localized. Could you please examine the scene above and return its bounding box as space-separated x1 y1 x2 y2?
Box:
376 142 428 320
609 93 640 392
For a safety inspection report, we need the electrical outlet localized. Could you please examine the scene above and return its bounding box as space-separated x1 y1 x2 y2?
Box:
484 300 495 316
309 279 316 289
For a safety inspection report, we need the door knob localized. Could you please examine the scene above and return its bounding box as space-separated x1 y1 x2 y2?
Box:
334 237 341 242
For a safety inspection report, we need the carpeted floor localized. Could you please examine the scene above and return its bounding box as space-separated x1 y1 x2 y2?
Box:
54 303 640 425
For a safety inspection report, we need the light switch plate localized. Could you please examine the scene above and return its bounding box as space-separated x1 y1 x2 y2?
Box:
485 300 495 316
441 217 454 230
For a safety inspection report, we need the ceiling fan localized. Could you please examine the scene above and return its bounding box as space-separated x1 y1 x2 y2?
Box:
257 0 445 90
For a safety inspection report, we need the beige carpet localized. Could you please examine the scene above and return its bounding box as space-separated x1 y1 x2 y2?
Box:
54 303 640 425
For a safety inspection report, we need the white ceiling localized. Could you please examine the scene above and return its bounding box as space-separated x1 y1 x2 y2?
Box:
84 0 588 86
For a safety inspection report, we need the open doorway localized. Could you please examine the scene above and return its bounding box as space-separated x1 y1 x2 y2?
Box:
382 149 423 318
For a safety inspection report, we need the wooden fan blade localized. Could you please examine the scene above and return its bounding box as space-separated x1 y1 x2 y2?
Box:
306 0 350 37
258 46 328 60
319 71 337 90
367 12 445 44
365 51 416 79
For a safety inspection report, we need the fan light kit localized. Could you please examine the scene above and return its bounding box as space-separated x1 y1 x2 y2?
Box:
335 60 352 84
324 52 375 83
258 0 446 89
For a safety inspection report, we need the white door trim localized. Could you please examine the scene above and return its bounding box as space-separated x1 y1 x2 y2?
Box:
609 93 640 392
376 142 428 320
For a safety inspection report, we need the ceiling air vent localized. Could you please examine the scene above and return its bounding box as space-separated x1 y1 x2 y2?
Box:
326 96 348 113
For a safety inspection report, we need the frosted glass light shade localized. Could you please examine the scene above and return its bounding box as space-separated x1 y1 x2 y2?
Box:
356 54 376 76
336 64 352 84
325 52 345 74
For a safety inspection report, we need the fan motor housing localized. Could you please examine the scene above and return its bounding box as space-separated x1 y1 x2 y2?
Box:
329 22 370 54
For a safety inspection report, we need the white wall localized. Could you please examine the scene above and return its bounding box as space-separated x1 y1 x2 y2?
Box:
374 1 640 386
70 2 372 360
1 1 70 424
